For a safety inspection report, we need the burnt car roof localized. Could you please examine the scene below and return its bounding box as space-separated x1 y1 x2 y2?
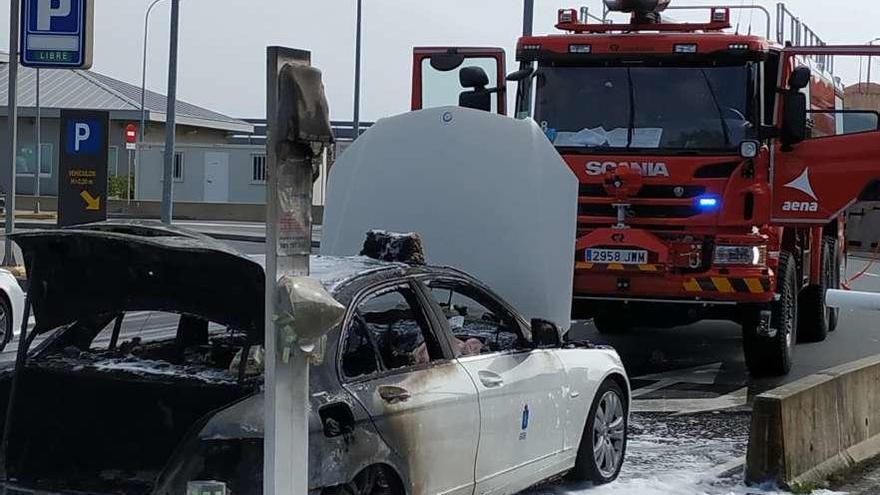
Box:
10 221 420 342
248 254 407 294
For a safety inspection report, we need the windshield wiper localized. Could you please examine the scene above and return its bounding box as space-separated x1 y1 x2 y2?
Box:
625 67 636 148
700 69 732 148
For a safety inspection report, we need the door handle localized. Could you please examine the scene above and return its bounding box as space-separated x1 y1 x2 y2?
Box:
478 370 504 388
378 386 411 404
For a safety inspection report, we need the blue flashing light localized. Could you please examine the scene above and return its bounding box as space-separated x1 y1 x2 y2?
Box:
698 196 720 209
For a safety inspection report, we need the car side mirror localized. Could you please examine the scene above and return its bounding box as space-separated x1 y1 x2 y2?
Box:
531 318 561 348
459 66 493 112
781 91 807 149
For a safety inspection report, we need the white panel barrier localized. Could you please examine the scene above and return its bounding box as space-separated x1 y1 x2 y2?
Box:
827 289 880 312
322 107 578 331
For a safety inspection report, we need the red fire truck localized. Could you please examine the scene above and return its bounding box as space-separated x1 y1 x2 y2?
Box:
411 1 880 376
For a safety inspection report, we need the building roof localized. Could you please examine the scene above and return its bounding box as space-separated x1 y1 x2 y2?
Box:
845 82 880 95
0 55 253 134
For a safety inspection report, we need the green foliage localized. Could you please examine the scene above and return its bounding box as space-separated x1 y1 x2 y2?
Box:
108 175 134 200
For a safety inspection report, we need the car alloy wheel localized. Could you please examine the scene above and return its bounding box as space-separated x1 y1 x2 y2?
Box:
0 296 10 349
593 389 626 479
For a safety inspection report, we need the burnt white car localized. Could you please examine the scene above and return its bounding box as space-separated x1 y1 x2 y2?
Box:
0 223 628 495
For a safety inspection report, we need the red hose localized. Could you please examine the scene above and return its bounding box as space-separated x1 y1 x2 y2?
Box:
842 242 880 290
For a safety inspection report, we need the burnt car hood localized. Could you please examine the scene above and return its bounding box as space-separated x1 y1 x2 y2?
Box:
11 221 265 341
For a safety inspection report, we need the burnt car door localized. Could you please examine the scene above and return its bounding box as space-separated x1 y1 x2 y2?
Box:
340 281 479 495
419 277 567 494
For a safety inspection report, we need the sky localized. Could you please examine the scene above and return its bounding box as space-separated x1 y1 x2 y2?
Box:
2 0 880 121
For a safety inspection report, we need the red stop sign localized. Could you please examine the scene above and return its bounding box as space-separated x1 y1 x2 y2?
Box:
125 123 137 144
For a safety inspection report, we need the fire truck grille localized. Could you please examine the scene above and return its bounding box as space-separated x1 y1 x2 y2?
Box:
578 203 700 219
579 184 707 199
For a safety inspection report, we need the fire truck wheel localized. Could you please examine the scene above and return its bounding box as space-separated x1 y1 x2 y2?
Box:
743 251 797 377
593 312 633 335
798 238 834 343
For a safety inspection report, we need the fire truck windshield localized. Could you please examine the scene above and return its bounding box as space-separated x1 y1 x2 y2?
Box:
534 63 756 153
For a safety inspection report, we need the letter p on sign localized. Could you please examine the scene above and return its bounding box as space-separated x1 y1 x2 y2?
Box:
74 122 90 152
65 118 101 155
37 0 71 31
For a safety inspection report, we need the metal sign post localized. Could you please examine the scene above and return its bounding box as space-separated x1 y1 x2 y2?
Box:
33 68 40 214
161 0 180 224
57 109 109 227
125 124 137 204
265 46 333 495
4 0 21 267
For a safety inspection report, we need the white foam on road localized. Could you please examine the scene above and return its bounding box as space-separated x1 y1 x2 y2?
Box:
525 413 846 495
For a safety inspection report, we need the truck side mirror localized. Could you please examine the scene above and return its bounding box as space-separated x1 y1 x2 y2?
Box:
789 66 811 91
781 91 807 149
506 67 534 82
459 66 492 112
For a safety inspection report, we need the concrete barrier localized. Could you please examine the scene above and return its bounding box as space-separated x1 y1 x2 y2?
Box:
746 355 880 487
14 195 324 224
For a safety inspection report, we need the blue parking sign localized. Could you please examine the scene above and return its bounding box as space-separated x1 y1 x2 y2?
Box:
20 0 94 69
64 118 102 155
59 110 109 227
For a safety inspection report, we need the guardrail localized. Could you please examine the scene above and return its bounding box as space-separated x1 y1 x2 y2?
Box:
13 196 324 225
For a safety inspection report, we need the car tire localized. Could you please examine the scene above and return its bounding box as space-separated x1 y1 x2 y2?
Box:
742 252 797 377
0 294 13 351
569 379 627 484
322 465 400 495
593 312 632 335
798 237 834 343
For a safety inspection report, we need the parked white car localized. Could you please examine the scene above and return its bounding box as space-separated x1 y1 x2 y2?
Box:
0 269 24 348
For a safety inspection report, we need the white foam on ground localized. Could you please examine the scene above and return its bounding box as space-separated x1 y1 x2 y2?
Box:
524 414 846 495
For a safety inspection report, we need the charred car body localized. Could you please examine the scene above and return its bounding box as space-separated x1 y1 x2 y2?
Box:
0 222 629 495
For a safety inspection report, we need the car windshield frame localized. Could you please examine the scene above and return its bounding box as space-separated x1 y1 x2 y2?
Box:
533 60 758 155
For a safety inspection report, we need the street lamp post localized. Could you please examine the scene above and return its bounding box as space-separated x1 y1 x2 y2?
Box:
161 0 181 224
137 0 169 202
523 0 534 36
352 0 363 141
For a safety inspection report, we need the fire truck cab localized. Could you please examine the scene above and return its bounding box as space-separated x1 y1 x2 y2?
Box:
411 1 880 377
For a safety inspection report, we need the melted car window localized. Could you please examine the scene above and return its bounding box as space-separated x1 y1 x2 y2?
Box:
428 282 522 356
344 286 441 375
341 314 380 378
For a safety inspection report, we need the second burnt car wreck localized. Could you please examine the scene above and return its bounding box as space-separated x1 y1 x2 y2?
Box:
0 222 630 495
